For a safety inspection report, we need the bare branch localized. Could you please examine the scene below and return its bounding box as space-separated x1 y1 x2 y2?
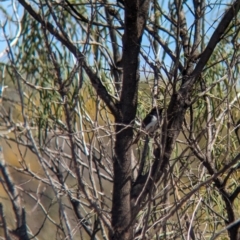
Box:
18 0 119 118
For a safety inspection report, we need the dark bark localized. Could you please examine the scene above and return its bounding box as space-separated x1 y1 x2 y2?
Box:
15 1 240 239
18 0 119 118
111 1 150 239
131 3 240 237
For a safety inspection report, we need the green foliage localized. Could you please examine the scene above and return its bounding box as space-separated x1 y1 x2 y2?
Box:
0 1 240 239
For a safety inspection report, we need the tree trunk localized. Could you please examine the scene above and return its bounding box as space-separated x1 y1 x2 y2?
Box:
111 1 151 239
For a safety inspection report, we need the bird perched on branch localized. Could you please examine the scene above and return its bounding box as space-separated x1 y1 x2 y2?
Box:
133 107 163 144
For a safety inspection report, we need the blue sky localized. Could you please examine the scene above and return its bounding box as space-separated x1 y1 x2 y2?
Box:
0 0 233 66
0 0 23 61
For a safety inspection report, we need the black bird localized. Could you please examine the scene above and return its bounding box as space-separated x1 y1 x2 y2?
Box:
133 107 163 144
